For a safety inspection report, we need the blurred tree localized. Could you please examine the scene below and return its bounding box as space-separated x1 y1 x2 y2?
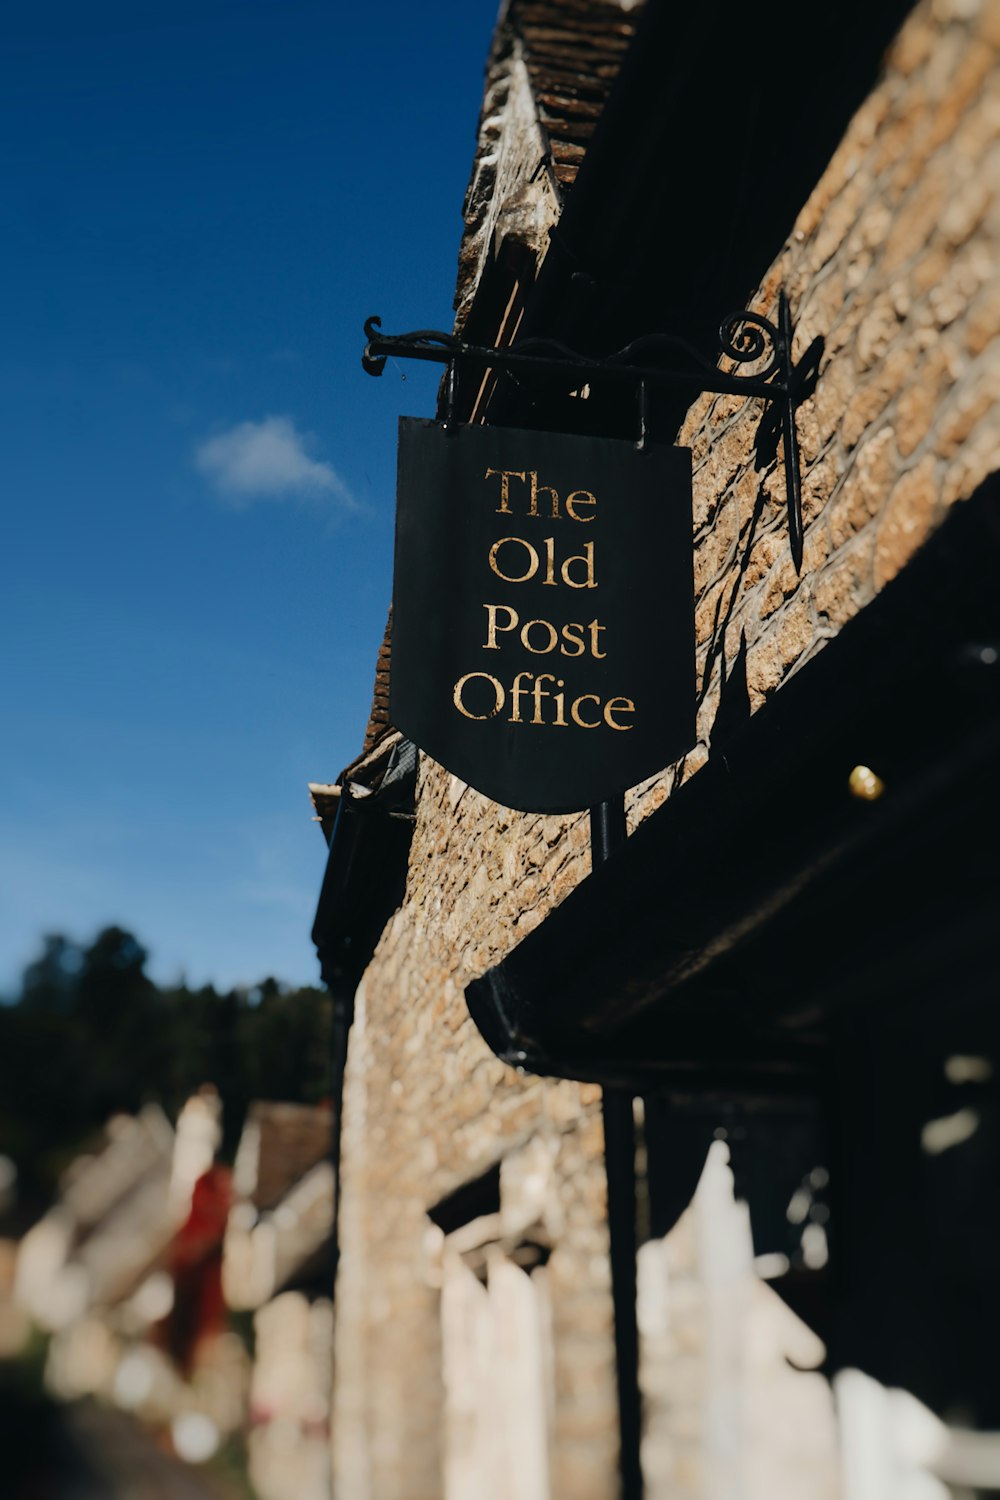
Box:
18 933 84 1014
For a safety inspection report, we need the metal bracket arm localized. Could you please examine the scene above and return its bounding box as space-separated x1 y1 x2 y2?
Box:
362 292 813 568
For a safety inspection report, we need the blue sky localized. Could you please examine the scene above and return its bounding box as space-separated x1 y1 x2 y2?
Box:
2 0 500 993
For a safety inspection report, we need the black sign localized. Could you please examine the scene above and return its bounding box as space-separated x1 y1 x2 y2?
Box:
390 419 695 814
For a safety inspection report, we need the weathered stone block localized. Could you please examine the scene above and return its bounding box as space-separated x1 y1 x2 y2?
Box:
874 454 940 587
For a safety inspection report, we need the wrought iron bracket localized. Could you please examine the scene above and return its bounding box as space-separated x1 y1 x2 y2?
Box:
363 292 816 569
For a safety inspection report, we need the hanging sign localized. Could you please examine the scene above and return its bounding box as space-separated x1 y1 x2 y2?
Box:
390 419 695 814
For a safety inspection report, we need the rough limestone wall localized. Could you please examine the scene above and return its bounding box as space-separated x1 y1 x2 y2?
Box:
630 0 1000 824
332 770 617 1500
333 2 1000 1496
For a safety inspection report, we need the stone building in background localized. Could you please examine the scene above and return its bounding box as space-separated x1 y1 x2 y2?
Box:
9 1093 336 1498
312 1 1000 1496
12 1091 250 1457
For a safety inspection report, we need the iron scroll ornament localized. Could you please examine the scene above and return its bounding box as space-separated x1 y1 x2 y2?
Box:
362 311 783 386
362 294 812 568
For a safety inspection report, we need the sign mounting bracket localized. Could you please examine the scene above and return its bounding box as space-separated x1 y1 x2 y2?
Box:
362 292 817 571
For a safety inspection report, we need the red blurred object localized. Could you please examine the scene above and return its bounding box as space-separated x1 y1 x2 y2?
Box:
164 1165 232 1373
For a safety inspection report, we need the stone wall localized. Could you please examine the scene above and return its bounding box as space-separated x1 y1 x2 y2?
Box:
331 2 1000 1496
630 0 1000 827
333 870 617 1500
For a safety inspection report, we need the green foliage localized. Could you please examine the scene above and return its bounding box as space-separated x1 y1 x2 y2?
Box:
0 927 330 1222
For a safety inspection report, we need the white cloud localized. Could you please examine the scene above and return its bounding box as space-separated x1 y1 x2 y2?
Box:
195 415 354 507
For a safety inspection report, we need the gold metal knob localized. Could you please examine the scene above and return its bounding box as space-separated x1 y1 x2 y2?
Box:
848 764 885 801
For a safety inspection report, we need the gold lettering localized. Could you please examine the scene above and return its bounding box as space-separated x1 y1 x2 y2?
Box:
570 693 602 728
521 619 558 654
559 622 585 657
529 471 559 518
587 619 607 658
509 671 533 723
542 535 557 586
562 541 597 589
483 603 518 649
453 672 504 720
565 488 597 522
489 536 539 583
604 696 635 731
456 670 633 730
484 468 526 515
531 673 558 724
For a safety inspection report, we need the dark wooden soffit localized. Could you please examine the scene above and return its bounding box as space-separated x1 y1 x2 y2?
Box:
466 478 1000 1091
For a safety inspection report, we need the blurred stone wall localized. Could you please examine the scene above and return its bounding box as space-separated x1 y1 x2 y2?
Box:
638 1143 839 1500
334 938 617 1500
